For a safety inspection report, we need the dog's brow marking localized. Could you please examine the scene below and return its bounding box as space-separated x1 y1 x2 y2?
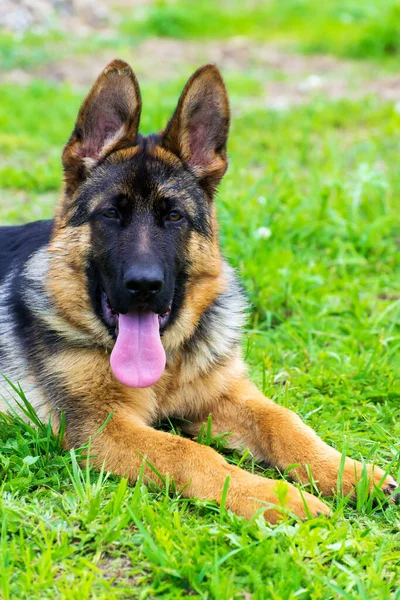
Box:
88 191 105 212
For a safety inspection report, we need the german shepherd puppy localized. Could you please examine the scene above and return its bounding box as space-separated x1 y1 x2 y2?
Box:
0 60 398 521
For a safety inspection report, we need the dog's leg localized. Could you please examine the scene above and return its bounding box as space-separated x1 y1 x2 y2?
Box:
80 409 330 522
185 378 398 500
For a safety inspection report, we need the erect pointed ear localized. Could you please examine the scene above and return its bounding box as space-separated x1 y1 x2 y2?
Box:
62 59 141 195
161 64 230 196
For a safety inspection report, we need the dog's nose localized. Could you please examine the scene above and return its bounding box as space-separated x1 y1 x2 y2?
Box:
124 265 164 299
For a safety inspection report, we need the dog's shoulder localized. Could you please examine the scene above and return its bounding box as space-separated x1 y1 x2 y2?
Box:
0 220 53 282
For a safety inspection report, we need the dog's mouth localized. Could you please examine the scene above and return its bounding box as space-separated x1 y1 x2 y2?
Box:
101 291 171 389
101 292 172 332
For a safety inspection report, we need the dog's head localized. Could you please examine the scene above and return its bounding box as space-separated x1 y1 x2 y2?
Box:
49 60 230 388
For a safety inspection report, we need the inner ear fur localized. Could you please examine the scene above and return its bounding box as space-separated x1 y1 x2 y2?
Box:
161 64 230 196
62 59 142 195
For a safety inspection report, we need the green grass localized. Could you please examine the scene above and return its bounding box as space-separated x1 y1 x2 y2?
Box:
1 384 399 599
1 1 400 597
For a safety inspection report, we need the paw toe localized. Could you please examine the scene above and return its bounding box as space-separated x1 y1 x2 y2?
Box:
308 497 331 518
382 478 398 496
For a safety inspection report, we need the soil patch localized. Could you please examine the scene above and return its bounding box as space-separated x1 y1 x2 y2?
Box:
3 35 400 109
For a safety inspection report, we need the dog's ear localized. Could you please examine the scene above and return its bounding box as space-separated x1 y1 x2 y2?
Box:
62 59 141 195
161 64 230 196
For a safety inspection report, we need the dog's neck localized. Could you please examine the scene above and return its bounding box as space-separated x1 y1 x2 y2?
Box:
177 261 248 379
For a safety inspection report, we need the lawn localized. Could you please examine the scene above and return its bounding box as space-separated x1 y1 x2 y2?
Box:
1 1 400 598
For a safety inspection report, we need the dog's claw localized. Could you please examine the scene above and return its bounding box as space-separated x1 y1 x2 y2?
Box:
316 509 332 518
380 478 399 504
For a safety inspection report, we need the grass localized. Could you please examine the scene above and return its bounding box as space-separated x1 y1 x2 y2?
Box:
1 386 399 599
1 0 400 597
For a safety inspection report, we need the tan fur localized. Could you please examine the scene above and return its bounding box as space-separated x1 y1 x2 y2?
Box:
22 59 397 524
46 226 112 348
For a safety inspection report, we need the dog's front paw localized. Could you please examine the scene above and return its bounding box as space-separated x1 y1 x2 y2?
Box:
367 465 399 503
235 476 332 523
341 460 398 502
284 487 332 520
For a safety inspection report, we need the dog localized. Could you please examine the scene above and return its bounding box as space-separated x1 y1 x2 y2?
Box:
0 60 398 522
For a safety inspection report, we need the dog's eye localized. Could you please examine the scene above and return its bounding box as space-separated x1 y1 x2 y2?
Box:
102 208 119 220
166 210 183 222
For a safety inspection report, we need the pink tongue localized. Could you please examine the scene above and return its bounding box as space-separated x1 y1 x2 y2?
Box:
110 311 166 388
